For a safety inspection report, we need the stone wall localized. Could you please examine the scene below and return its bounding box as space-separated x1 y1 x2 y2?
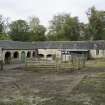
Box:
2 49 37 64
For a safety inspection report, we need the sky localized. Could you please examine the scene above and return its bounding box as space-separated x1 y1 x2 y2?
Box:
0 0 105 27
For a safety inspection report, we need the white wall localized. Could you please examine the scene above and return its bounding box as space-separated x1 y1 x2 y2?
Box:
38 49 105 60
90 50 105 58
38 49 61 60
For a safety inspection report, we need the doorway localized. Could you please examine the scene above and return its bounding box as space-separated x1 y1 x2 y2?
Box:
21 51 26 63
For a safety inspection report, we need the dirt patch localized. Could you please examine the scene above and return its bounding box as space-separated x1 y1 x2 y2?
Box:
0 69 85 105
0 64 105 105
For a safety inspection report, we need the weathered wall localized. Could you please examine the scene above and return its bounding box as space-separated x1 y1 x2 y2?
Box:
1 49 105 64
38 49 61 60
2 49 37 64
90 50 105 58
38 49 105 60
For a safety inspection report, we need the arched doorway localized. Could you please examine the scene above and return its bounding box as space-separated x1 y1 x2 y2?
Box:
21 51 25 63
5 52 11 64
13 51 19 59
32 51 36 57
47 54 52 58
47 54 53 60
27 51 31 58
38 54 44 59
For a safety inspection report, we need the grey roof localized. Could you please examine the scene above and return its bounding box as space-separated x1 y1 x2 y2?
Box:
33 41 105 49
32 41 89 49
0 40 105 50
0 40 35 50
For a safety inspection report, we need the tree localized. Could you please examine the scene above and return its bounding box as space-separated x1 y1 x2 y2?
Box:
29 16 40 32
79 23 91 40
29 16 46 41
0 15 11 40
0 15 4 34
47 13 80 41
87 7 105 40
9 20 31 41
0 34 10 40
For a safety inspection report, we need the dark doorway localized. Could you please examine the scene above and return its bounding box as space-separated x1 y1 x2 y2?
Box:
13 52 19 59
5 52 11 64
21 51 25 63
47 54 52 58
33 51 36 57
27 51 31 58
38 54 44 59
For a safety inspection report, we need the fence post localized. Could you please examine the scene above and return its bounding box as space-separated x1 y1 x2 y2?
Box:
0 60 3 70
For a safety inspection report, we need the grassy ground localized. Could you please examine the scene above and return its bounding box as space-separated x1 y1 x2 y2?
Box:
86 59 105 68
70 72 105 105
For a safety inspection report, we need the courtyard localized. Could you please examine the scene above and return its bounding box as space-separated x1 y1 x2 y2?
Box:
0 60 105 105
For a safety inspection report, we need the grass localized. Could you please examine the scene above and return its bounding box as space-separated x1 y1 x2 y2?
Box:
70 73 105 105
0 99 30 105
86 59 105 68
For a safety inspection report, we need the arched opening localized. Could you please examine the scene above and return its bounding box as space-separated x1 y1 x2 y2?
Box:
21 51 25 63
5 52 11 64
47 54 53 60
32 51 36 57
38 54 44 59
27 51 31 58
13 51 19 59
47 54 52 58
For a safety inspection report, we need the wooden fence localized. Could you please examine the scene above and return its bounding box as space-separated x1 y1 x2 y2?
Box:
25 53 87 71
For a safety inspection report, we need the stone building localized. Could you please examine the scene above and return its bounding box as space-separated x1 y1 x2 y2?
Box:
33 40 105 61
0 40 105 64
0 40 37 64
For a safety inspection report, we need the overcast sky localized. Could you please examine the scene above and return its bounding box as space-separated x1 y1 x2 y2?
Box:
0 0 105 27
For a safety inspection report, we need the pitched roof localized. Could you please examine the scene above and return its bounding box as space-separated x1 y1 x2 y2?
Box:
33 40 105 49
0 40 104 50
0 40 35 50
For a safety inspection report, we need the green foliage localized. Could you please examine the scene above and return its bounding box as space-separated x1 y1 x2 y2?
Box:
29 16 46 41
0 15 4 33
47 7 105 41
47 14 80 41
79 23 89 40
30 25 46 41
0 34 10 40
87 7 105 40
9 17 46 41
0 15 9 34
9 20 31 41
1 6 105 41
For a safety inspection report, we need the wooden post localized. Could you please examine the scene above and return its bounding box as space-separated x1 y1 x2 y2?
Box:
65 53 66 62
0 60 3 70
56 58 58 72
83 54 86 68
25 57 27 70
